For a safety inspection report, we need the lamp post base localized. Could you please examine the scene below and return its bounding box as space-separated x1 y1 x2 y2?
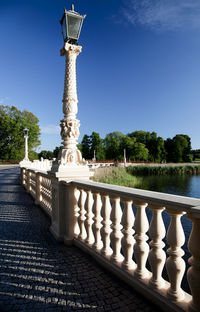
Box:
50 147 90 180
49 163 90 181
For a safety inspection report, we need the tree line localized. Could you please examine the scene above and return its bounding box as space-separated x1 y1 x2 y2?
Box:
0 105 197 164
79 131 193 163
38 130 197 163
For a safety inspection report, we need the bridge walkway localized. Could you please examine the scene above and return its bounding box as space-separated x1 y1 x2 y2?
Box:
0 167 157 312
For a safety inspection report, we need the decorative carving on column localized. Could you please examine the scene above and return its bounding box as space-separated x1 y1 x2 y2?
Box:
60 119 80 140
51 42 87 172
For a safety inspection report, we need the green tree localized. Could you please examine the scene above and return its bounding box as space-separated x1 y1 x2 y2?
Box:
165 134 192 163
104 131 124 159
181 135 192 162
38 150 54 160
90 132 105 160
119 136 136 160
165 138 173 162
128 130 151 145
81 134 91 159
147 136 166 162
131 142 149 161
53 146 62 158
0 105 40 161
128 130 165 162
191 149 200 161
172 135 192 163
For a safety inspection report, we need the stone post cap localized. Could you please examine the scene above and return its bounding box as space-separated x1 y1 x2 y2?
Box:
60 43 82 56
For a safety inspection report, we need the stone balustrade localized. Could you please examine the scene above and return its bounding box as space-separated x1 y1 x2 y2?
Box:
87 162 115 169
21 168 52 217
20 159 53 171
21 166 200 312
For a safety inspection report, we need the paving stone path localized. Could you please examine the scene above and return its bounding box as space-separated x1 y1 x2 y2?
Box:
0 167 158 312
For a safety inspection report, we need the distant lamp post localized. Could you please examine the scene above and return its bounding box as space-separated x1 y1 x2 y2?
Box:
24 128 29 161
93 150 96 162
124 149 126 167
51 4 89 178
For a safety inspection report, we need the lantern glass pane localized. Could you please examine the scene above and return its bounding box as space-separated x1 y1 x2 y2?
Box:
67 15 82 40
61 16 67 41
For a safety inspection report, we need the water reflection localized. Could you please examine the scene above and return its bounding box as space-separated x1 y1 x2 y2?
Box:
134 175 200 199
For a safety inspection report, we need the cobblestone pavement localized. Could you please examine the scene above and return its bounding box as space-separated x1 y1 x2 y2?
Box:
0 167 158 312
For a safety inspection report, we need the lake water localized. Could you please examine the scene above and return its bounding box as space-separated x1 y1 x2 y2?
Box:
133 174 200 244
134 175 200 198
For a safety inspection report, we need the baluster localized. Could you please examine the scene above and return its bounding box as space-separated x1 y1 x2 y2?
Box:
85 190 94 245
40 176 43 202
35 173 42 205
148 205 166 289
187 212 200 312
27 170 31 193
29 171 32 192
21 168 25 185
92 192 103 251
100 194 112 257
121 200 136 271
110 197 123 264
133 201 150 279
166 209 185 301
78 189 87 240
74 188 80 237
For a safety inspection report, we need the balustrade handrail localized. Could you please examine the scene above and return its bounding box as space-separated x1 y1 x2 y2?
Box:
68 179 200 213
28 168 49 175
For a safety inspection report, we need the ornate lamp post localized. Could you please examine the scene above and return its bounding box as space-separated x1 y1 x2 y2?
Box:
51 4 89 179
124 149 126 167
49 4 89 241
24 128 29 161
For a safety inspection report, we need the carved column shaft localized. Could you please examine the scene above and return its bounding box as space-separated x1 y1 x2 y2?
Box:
58 43 84 166
61 43 80 148
63 50 78 117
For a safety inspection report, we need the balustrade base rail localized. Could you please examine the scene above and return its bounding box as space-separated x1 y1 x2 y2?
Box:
74 238 190 312
21 167 200 312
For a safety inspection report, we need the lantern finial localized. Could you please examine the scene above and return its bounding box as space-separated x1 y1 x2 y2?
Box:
60 4 86 44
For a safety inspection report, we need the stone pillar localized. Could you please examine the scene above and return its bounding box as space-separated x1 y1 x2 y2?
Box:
50 178 66 241
51 42 89 179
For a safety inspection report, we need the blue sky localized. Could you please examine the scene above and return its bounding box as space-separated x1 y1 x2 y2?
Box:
0 0 200 151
